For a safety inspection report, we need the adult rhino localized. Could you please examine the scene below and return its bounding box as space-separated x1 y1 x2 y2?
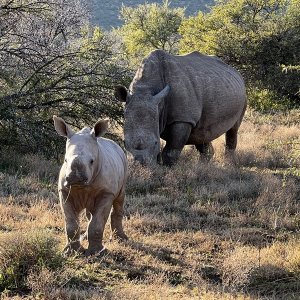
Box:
115 50 247 166
53 116 128 256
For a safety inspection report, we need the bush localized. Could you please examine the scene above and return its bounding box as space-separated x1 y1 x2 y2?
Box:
247 88 293 113
0 230 63 292
179 0 300 107
0 1 126 157
118 0 184 67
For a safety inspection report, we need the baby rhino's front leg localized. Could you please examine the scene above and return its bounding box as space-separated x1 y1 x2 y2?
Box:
61 198 84 255
85 195 114 256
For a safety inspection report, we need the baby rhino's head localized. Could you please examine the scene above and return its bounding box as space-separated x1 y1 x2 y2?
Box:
53 116 108 188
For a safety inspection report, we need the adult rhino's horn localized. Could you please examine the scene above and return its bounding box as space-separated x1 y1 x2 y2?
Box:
152 85 171 105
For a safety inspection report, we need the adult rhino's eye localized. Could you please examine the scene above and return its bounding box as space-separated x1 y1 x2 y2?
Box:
90 159 94 165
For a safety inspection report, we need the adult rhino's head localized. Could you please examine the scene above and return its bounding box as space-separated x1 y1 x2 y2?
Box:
53 116 108 188
115 85 170 164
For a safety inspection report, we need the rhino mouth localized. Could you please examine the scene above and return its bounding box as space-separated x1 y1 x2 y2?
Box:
64 181 88 188
63 181 89 188
133 154 159 166
134 154 147 165
64 174 89 188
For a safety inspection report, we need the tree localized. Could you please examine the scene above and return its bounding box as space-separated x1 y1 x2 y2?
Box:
0 0 127 156
118 0 185 66
179 0 300 108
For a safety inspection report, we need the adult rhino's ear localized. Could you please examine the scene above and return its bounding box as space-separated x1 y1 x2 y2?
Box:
114 85 128 102
91 119 109 138
152 85 170 105
53 115 74 138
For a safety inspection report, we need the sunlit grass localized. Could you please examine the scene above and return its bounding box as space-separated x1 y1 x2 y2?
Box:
0 109 299 299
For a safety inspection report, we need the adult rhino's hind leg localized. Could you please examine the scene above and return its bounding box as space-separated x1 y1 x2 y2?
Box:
225 121 240 164
162 122 192 166
196 142 214 161
111 188 128 241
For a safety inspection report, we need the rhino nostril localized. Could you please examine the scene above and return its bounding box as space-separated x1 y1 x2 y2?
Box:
135 144 144 150
134 137 146 150
135 142 146 150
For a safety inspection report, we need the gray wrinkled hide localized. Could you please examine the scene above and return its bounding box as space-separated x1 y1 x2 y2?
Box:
54 117 128 256
117 50 247 165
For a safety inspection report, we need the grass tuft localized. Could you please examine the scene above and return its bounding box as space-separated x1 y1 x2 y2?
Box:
0 230 63 293
221 240 300 295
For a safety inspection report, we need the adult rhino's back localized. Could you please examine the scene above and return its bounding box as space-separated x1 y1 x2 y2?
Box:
161 51 246 130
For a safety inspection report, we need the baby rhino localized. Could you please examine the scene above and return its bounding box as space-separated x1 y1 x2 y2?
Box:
53 116 128 256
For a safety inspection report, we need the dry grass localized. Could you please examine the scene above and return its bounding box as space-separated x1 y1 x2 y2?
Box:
0 109 299 299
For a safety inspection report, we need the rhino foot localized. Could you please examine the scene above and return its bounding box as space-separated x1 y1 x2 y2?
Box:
85 246 107 257
110 231 128 241
224 150 238 165
63 243 85 257
80 231 87 241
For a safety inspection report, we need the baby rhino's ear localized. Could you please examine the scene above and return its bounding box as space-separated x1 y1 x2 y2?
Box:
91 119 109 138
53 115 74 138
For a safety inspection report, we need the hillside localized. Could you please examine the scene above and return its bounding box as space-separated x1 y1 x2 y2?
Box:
86 0 213 29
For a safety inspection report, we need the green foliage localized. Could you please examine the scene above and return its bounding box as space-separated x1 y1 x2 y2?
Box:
247 88 292 112
0 231 63 292
118 0 185 66
179 0 300 108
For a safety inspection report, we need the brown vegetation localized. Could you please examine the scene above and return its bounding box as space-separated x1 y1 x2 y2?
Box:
0 110 300 299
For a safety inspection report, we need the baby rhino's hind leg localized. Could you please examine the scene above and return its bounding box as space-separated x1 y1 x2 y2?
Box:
111 189 128 240
80 210 92 242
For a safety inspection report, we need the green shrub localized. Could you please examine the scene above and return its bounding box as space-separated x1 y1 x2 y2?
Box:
0 230 63 292
118 0 184 67
179 0 300 106
248 88 293 113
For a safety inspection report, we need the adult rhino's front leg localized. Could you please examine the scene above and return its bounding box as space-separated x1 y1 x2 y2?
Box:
196 142 215 161
162 122 192 166
85 194 114 256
